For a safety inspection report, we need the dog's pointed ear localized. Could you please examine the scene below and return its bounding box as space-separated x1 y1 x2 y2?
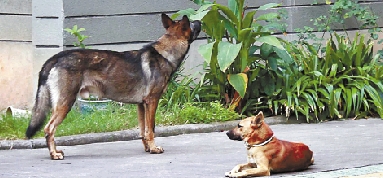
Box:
251 111 264 128
178 15 191 31
161 13 173 29
181 15 190 25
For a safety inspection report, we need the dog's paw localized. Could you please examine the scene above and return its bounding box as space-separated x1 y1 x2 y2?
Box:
225 172 231 177
149 146 164 154
226 172 247 178
50 150 64 160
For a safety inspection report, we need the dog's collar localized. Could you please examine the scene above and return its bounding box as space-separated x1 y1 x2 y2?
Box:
245 136 274 148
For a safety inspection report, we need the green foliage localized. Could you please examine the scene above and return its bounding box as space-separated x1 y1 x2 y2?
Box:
295 0 382 53
269 33 383 121
283 0 383 120
159 62 202 111
157 102 239 125
174 0 383 121
0 114 29 140
1 100 239 140
64 25 89 49
174 0 288 115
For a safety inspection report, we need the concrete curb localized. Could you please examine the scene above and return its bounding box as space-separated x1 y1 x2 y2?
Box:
0 115 308 150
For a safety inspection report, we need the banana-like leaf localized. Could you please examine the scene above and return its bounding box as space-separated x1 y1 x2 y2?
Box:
243 11 257 28
256 13 279 21
198 42 216 64
228 73 248 98
217 41 242 72
215 4 238 25
257 36 285 50
258 3 280 10
228 0 239 19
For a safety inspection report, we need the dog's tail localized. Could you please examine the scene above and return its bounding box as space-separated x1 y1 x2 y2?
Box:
26 58 57 139
310 156 314 165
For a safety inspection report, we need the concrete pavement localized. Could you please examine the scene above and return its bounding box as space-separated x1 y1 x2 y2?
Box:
0 118 383 177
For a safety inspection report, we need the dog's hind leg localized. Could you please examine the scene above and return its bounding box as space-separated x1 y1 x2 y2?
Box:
137 103 149 152
44 104 73 160
44 68 78 159
143 97 164 154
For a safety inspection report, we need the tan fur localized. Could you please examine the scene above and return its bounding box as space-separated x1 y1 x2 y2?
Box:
225 112 314 177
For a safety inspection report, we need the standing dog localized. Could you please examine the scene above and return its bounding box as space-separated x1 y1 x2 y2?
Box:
226 112 314 177
26 14 201 160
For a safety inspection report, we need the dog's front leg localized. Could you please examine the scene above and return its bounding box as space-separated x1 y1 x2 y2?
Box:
137 103 149 152
239 159 271 177
143 97 164 154
240 166 270 177
225 163 253 177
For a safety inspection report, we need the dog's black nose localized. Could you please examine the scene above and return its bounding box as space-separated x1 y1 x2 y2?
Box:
191 20 201 32
226 130 243 141
190 20 202 41
226 130 234 139
226 130 231 137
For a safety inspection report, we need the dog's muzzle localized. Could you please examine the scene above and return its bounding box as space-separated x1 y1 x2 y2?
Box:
189 20 201 42
226 130 243 141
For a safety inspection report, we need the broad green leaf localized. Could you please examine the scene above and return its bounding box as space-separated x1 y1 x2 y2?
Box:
197 4 215 13
198 42 215 64
189 4 215 20
243 11 256 28
268 56 278 71
257 36 285 50
274 47 293 64
258 3 280 10
249 45 259 55
238 28 252 43
260 43 273 58
192 0 213 5
202 9 223 38
217 41 242 72
228 0 239 19
215 20 226 40
228 73 248 98
215 4 238 25
172 8 196 19
222 18 238 40
261 74 276 96
256 13 279 21
190 10 209 21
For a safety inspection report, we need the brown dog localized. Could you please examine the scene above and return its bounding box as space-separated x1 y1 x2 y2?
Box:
225 112 314 177
25 14 201 160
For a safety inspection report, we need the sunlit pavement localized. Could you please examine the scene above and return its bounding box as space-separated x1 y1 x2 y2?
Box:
1 118 382 178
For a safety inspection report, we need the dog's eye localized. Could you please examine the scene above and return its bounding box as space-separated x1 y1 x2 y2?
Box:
237 124 243 128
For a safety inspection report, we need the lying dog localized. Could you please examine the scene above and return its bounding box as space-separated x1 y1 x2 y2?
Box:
225 112 314 177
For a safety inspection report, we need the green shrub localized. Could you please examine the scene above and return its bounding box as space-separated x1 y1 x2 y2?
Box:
174 0 289 115
157 101 239 125
269 32 383 121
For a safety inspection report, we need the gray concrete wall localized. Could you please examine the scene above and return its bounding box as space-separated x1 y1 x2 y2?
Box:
1 0 383 110
0 0 33 110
